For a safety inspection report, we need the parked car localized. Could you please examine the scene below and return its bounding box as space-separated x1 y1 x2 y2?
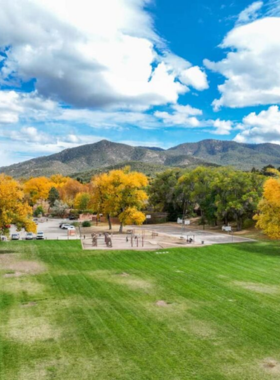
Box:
66 226 76 231
36 232 45 240
61 224 72 229
25 232 34 240
1 235 8 242
11 233 20 240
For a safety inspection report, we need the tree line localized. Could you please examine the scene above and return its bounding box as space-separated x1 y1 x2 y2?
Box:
0 168 148 234
0 165 279 238
149 167 264 231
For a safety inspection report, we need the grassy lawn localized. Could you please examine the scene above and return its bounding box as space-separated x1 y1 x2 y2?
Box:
1 241 280 379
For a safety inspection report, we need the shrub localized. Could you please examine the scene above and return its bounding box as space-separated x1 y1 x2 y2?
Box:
243 219 255 229
71 222 80 227
82 221 92 228
34 206 44 217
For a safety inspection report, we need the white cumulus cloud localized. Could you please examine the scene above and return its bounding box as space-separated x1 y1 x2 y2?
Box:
0 90 57 126
154 104 202 127
211 119 233 135
237 1 263 24
179 66 209 91
234 105 280 143
205 16 280 110
0 0 207 111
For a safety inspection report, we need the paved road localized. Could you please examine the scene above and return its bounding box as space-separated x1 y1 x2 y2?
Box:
133 224 255 245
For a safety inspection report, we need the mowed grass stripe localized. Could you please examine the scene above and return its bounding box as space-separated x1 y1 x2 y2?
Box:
38 244 171 378
49 246 187 378
38 242 280 376
1 240 280 379
34 242 280 372
36 244 218 378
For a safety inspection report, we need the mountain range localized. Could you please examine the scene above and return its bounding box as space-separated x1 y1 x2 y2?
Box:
1 139 280 178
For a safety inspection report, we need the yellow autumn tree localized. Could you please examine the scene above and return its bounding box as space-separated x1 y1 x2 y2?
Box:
91 167 148 232
119 207 146 226
24 176 55 205
74 192 92 211
50 174 70 188
254 172 280 239
91 172 114 229
0 174 36 233
59 179 87 207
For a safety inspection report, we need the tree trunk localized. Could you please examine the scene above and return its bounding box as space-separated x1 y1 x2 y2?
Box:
107 214 112 230
119 207 124 233
119 222 123 233
236 217 242 231
201 210 205 230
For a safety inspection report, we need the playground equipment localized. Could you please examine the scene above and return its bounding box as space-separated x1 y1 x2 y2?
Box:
92 233 98 247
104 232 113 247
128 229 145 248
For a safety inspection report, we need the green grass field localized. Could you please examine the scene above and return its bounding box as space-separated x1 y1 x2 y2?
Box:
1 241 280 380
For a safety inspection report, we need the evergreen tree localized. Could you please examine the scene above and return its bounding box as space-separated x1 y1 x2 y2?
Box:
48 187 60 207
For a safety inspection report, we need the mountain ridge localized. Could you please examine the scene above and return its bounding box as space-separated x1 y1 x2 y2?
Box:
1 139 280 178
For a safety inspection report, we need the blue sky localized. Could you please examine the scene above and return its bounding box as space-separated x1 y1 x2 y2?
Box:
1 0 280 165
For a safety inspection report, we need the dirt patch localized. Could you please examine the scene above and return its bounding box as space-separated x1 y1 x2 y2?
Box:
123 278 152 290
187 320 216 338
233 281 280 294
119 272 130 277
156 300 170 307
2 277 46 296
0 254 45 275
3 271 25 278
14 355 139 380
4 261 45 275
262 358 280 374
88 270 153 290
7 314 59 343
0 253 17 266
21 302 37 308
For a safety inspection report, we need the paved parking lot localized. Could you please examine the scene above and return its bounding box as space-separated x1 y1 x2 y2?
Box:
8 220 254 245
10 218 80 240
133 224 255 245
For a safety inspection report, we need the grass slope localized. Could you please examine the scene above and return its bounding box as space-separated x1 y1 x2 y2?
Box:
1 241 280 379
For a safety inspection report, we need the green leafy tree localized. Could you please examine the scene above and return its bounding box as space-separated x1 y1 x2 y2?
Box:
74 193 91 211
34 206 44 217
148 169 184 221
177 167 214 226
211 168 263 230
149 166 264 231
48 187 60 207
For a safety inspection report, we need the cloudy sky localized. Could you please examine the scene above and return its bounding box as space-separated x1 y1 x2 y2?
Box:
1 0 280 165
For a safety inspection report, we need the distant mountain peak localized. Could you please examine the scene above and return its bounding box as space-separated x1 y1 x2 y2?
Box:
1 139 280 178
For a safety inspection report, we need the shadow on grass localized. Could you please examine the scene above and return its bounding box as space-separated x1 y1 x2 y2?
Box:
0 250 15 255
233 241 280 257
